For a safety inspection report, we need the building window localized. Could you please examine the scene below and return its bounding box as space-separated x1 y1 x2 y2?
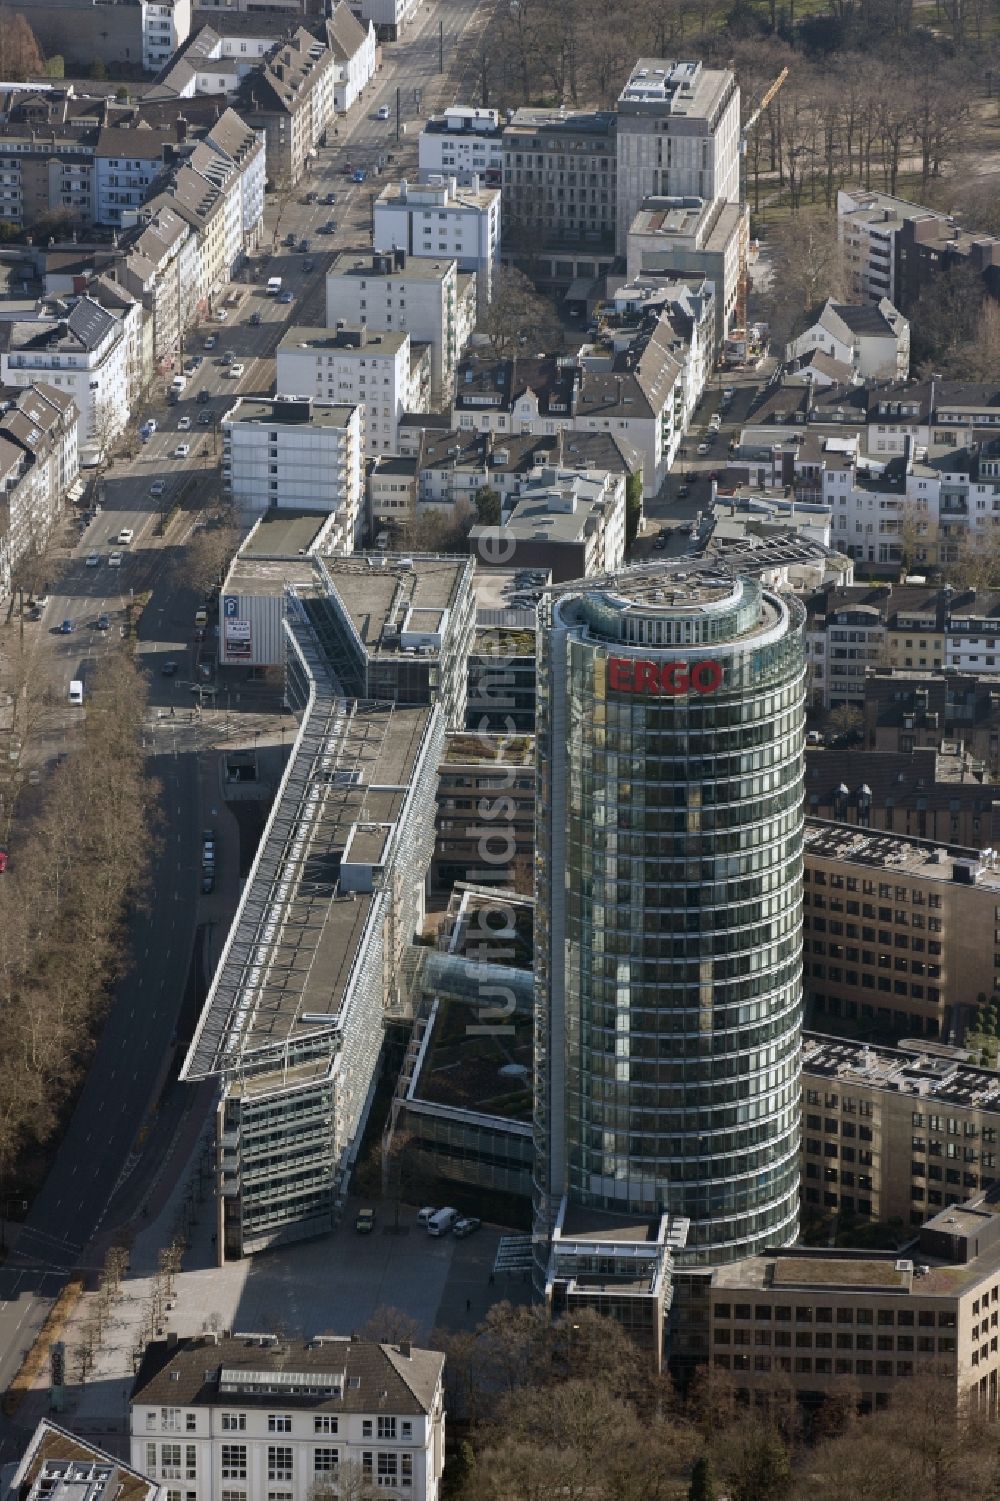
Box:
222 1415 246 1432
314 1450 340 1475
160 1446 181 1479
268 1448 293 1483
314 1417 339 1435
377 1454 399 1486
221 1448 247 1481
377 1418 397 1440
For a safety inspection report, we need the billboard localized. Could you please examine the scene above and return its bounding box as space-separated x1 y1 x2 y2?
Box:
224 616 252 660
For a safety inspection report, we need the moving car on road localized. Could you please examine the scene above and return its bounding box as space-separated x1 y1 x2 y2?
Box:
150 480 166 498
177 415 192 431
96 613 111 631
453 1216 481 1238
377 104 390 119
86 551 100 567
117 528 135 545
161 659 178 677
249 311 262 326
355 1208 375 1234
174 443 191 458
279 290 294 304
108 551 123 567
696 442 710 455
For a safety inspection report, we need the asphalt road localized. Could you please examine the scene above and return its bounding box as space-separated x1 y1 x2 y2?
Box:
0 0 496 1409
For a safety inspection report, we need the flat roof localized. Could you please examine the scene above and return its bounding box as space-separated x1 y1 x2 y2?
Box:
240 512 330 558
803 1031 1000 1113
192 701 432 1081
328 249 457 281
409 989 533 1122
278 325 408 356
804 817 1000 890
224 396 358 428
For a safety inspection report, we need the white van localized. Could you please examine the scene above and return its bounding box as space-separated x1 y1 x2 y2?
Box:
266 276 283 296
426 1207 458 1237
68 680 84 706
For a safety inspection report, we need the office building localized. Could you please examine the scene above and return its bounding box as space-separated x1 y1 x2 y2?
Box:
801 1032 1000 1231
419 107 503 187
500 107 617 248
432 731 535 893
131 1333 445 1501
708 1191 1000 1417
624 195 746 344
804 745 1000 852
468 463 627 583
221 397 364 549
614 59 740 255
802 819 1000 1042
219 535 475 727
11 1421 160 1501
373 176 500 311
534 562 808 1286
183 552 475 1256
326 249 476 405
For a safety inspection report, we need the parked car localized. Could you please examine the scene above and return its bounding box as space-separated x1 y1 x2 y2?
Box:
249 311 262 326
174 443 191 458
279 290 294 304
417 1207 438 1226
0 851 7 872
223 351 236 366
352 169 366 183
355 1208 376 1234
228 363 245 377
299 237 310 252
377 104 390 120
96 612 111 631
324 191 337 205
452 1216 481 1238
86 551 100 567
319 220 336 234
696 442 710 455
204 336 218 352
201 871 215 894
284 232 297 247
677 483 690 497
722 386 735 400
59 618 75 634
198 411 213 425
305 190 318 204
197 388 212 404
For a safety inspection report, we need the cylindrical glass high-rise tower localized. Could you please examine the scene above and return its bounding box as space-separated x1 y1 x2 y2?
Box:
534 566 806 1269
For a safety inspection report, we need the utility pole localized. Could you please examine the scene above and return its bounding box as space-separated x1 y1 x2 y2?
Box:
439 19 443 74
396 84 401 142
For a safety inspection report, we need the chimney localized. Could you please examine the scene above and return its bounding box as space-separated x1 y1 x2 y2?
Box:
176 115 188 144
394 247 405 271
398 1341 411 1358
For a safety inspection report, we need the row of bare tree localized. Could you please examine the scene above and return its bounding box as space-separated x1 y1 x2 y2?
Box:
0 652 155 1181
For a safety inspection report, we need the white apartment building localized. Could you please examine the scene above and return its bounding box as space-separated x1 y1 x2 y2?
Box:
121 203 199 364
326 3 376 113
1 296 137 454
615 58 741 255
0 382 80 596
325 249 475 405
276 325 423 457
142 0 192 73
346 0 418 41
373 176 500 311
786 296 910 381
130 1333 446 1501
468 462 626 583
222 396 363 549
604 274 714 436
418 107 502 186
837 187 916 304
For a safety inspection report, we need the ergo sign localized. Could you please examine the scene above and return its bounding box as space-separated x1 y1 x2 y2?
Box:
608 655 724 696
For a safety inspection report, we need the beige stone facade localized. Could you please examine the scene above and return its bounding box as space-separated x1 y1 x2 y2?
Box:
803 819 1000 1040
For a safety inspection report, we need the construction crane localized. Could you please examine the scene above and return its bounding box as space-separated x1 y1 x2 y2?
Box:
733 66 789 337
742 66 789 140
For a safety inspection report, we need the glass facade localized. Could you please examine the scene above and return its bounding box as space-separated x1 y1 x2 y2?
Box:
535 574 807 1267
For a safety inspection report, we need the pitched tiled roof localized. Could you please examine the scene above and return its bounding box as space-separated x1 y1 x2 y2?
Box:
131 1335 443 1415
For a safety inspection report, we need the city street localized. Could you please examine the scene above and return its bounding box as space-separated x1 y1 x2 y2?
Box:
0 0 499 1417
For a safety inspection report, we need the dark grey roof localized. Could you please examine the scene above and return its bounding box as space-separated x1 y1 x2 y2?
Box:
830 302 897 337
131 1335 443 1415
66 296 117 350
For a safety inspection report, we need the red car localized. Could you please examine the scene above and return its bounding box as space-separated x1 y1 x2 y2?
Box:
0 851 8 873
